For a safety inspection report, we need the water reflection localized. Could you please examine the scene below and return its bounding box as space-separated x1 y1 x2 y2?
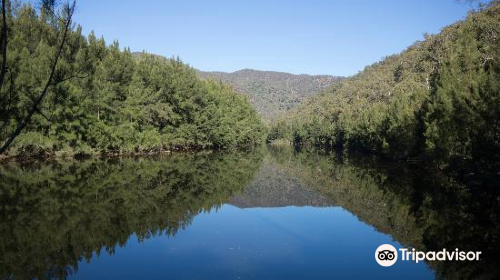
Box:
228 156 332 208
0 147 498 279
268 146 500 280
0 151 263 279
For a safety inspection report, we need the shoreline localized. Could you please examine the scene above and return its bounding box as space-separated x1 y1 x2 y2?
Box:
0 148 218 163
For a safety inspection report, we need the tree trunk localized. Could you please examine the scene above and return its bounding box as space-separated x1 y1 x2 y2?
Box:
0 0 9 90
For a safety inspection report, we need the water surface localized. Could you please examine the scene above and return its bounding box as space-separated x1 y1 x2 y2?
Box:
0 147 498 279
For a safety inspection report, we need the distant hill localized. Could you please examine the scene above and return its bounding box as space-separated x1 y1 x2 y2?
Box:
131 52 343 121
198 69 343 121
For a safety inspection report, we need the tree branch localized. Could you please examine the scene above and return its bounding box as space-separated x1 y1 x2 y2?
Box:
35 107 52 122
53 69 89 84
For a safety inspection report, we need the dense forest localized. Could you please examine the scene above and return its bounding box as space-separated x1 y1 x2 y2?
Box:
268 1 500 164
1 0 499 166
198 68 342 121
0 1 264 158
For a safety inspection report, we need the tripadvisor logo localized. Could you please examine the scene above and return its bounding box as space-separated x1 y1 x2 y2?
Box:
375 244 482 267
375 244 398 267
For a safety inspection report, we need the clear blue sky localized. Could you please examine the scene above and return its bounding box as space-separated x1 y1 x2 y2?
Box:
67 0 483 76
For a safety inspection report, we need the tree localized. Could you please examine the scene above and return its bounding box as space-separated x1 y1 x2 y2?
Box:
0 0 8 90
273 1 500 164
0 0 76 154
0 2 264 157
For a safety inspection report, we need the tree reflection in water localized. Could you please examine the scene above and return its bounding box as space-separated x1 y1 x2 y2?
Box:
1 147 498 280
269 145 500 280
0 151 263 279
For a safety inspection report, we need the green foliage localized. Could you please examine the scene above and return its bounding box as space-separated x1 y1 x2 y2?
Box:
9 131 55 157
273 2 500 163
424 14 500 161
266 119 292 143
0 3 264 157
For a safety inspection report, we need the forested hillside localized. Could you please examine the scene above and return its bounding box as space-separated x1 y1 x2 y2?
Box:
198 69 342 121
0 2 264 158
269 1 500 164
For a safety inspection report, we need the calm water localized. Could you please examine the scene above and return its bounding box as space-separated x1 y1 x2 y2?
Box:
0 147 498 280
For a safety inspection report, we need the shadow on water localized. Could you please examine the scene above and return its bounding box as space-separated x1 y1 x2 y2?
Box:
0 146 498 279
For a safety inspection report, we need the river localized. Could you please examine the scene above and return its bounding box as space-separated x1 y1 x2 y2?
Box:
0 146 498 279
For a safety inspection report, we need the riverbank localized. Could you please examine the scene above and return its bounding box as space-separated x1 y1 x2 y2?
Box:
0 146 221 163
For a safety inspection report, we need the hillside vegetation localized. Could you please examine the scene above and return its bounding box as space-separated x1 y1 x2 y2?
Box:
0 2 264 158
198 69 342 121
269 1 500 164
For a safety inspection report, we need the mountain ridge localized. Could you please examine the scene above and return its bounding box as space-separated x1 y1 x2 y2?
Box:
203 67 337 77
197 68 343 121
132 52 343 121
